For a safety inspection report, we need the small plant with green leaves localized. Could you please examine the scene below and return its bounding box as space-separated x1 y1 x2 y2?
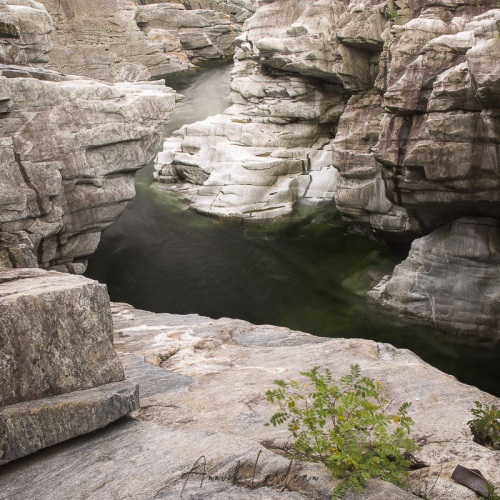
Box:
468 401 500 450
265 364 418 497
482 482 500 500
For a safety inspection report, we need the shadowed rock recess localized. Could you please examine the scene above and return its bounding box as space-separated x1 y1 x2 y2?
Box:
154 0 500 341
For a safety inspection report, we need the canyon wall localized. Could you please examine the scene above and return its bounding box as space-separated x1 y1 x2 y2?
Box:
154 0 500 341
39 0 254 82
0 1 179 275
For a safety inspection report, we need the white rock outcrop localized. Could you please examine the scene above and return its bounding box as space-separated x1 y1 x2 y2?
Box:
0 0 180 273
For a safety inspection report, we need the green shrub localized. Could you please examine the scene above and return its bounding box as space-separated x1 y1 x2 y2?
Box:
468 401 500 450
265 364 418 497
483 482 500 500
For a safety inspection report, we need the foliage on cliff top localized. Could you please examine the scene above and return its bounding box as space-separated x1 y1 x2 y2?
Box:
265 364 418 498
468 400 500 450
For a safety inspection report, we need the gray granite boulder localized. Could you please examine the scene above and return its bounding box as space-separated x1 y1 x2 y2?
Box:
369 217 500 344
0 270 139 465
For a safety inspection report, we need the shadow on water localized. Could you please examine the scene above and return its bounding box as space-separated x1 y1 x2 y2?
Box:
86 64 500 397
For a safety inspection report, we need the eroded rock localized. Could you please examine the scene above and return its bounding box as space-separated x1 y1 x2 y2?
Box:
368 217 500 344
0 0 53 66
0 63 178 273
39 0 247 82
153 0 500 339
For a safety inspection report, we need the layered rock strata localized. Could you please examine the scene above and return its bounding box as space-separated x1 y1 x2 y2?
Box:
0 1 180 273
155 58 345 218
0 0 53 66
0 269 139 465
153 0 395 219
132 0 256 24
39 0 247 82
0 64 178 273
154 0 500 339
1 303 498 498
369 217 500 344
154 0 362 218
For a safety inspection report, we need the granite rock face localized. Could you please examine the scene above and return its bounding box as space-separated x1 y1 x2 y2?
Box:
152 0 389 219
369 217 500 344
154 0 500 339
154 18 351 218
0 0 53 66
0 62 177 272
0 270 139 465
39 0 246 82
372 6 500 233
1 303 498 498
132 0 256 24
154 63 345 218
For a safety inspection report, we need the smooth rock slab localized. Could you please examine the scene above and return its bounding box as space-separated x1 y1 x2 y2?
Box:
0 380 138 466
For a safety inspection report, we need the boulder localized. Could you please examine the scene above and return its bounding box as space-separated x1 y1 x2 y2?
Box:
368 217 500 344
0 269 139 465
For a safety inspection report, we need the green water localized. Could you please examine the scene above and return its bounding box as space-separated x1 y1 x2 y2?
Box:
86 64 500 397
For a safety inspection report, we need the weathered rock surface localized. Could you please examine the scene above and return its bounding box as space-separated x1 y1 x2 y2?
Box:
154 0 500 339
0 268 123 406
373 7 500 233
0 270 139 465
154 58 348 218
132 0 256 24
369 217 500 344
1 303 498 498
0 0 53 66
0 61 178 272
0 380 138 466
39 0 245 82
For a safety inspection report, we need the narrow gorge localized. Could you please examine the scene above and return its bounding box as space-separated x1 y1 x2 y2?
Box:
0 0 499 499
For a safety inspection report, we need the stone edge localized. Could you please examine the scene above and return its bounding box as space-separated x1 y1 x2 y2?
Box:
0 380 139 465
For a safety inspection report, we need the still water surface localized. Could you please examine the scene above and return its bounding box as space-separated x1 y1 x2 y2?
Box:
86 64 500 397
